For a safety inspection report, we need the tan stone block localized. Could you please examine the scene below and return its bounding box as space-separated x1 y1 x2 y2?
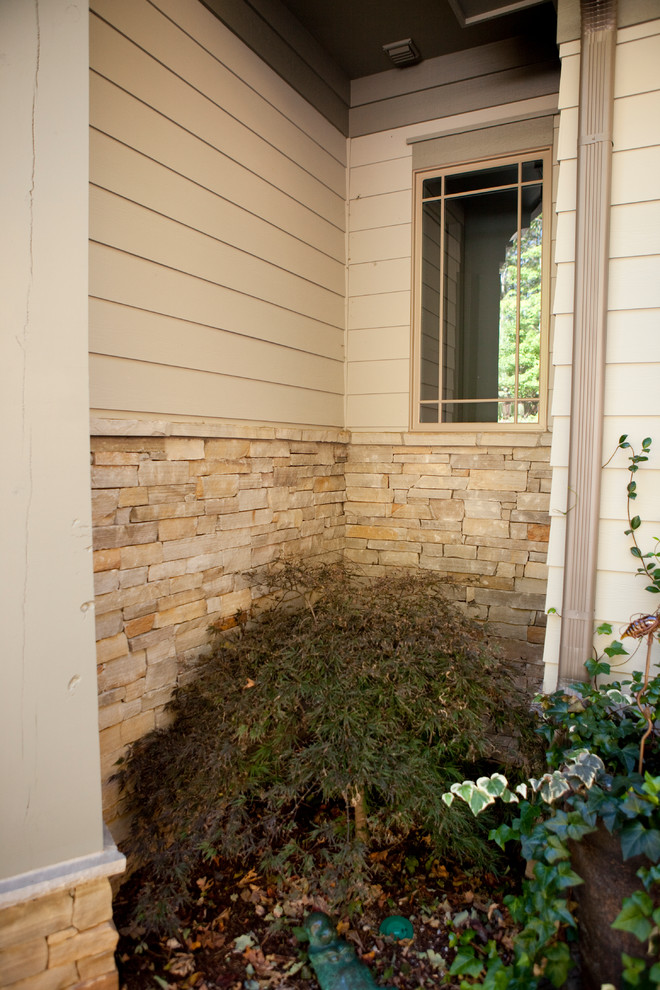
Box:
237 489 268 511
162 534 222 562
153 600 206 628
174 617 212 653
117 486 149 507
0 936 48 983
369 540 421 553
205 439 250 459
185 551 226 574
123 672 147 701
514 577 547 595
119 542 163 569
99 724 121 755
0 893 73 951
137 462 190 486
169 573 203 594
76 952 117 982
345 487 394 503
141 686 174 712
467 470 527 492
10 963 78 990
196 476 239 500
71 882 113 933
443 545 477 559
273 509 304 529
401 462 451 475
148 484 196 505
157 588 200 612
91 491 118 528
120 712 155 746
410 481 468 497
449 454 505 469
344 548 379 564
463 499 503 519
118 566 148 589
94 451 140 466
93 570 119 596
158 517 197 542
524 561 548 580
124 614 155 639
427 499 464 521
147 559 188 581
527 523 550 542
98 701 122 732
516 492 550 511
223 547 252 574
95 633 128 664
95 610 122 641
463 518 509 538
208 588 252 618
391 503 432 519
93 522 158 551
496 562 518 578
477 546 528 564
528 625 546 644
145 657 178 692
437 556 496 575
191 458 250 477
377 551 419 566
96 653 147 693
91 466 138 489
131 502 203 522
48 924 118 969
165 438 205 460
313 476 346 492
346 525 405 541
93 549 120 573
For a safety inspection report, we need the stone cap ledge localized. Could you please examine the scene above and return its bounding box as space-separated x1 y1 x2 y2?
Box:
0 828 125 909
90 418 349 444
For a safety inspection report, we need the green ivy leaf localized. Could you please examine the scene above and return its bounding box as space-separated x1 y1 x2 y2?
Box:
620 821 660 862
631 516 642 530
604 640 628 658
612 891 654 944
449 947 484 977
542 942 573 988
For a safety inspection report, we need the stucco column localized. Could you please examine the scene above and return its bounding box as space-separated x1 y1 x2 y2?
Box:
0 0 105 877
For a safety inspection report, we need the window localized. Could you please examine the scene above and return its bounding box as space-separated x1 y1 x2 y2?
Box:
412 150 550 428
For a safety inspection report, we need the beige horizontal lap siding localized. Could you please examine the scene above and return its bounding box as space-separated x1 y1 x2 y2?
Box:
598 19 660 646
544 20 660 687
89 0 347 427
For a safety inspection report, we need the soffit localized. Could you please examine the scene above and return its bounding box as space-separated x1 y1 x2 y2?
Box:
277 0 558 81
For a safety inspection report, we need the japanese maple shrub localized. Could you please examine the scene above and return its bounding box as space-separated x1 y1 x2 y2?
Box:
118 562 541 933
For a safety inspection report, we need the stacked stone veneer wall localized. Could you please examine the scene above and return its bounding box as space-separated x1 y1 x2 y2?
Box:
91 425 348 836
345 432 551 691
0 878 118 990
91 423 551 835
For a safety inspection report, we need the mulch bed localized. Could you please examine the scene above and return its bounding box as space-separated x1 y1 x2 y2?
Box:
113 850 527 990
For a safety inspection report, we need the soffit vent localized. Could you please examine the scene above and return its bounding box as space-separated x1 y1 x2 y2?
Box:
382 38 421 67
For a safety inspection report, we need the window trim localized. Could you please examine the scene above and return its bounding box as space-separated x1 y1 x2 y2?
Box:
410 146 552 432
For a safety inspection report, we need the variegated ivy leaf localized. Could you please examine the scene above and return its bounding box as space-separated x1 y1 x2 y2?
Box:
449 781 496 815
563 750 605 789
530 771 571 804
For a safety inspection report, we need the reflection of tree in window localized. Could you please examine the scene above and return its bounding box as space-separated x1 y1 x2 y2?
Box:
498 213 542 422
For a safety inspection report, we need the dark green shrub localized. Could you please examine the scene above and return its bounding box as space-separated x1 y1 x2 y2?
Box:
117 562 541 932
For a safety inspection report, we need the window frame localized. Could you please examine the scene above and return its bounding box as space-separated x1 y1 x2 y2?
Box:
410 147 552 432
